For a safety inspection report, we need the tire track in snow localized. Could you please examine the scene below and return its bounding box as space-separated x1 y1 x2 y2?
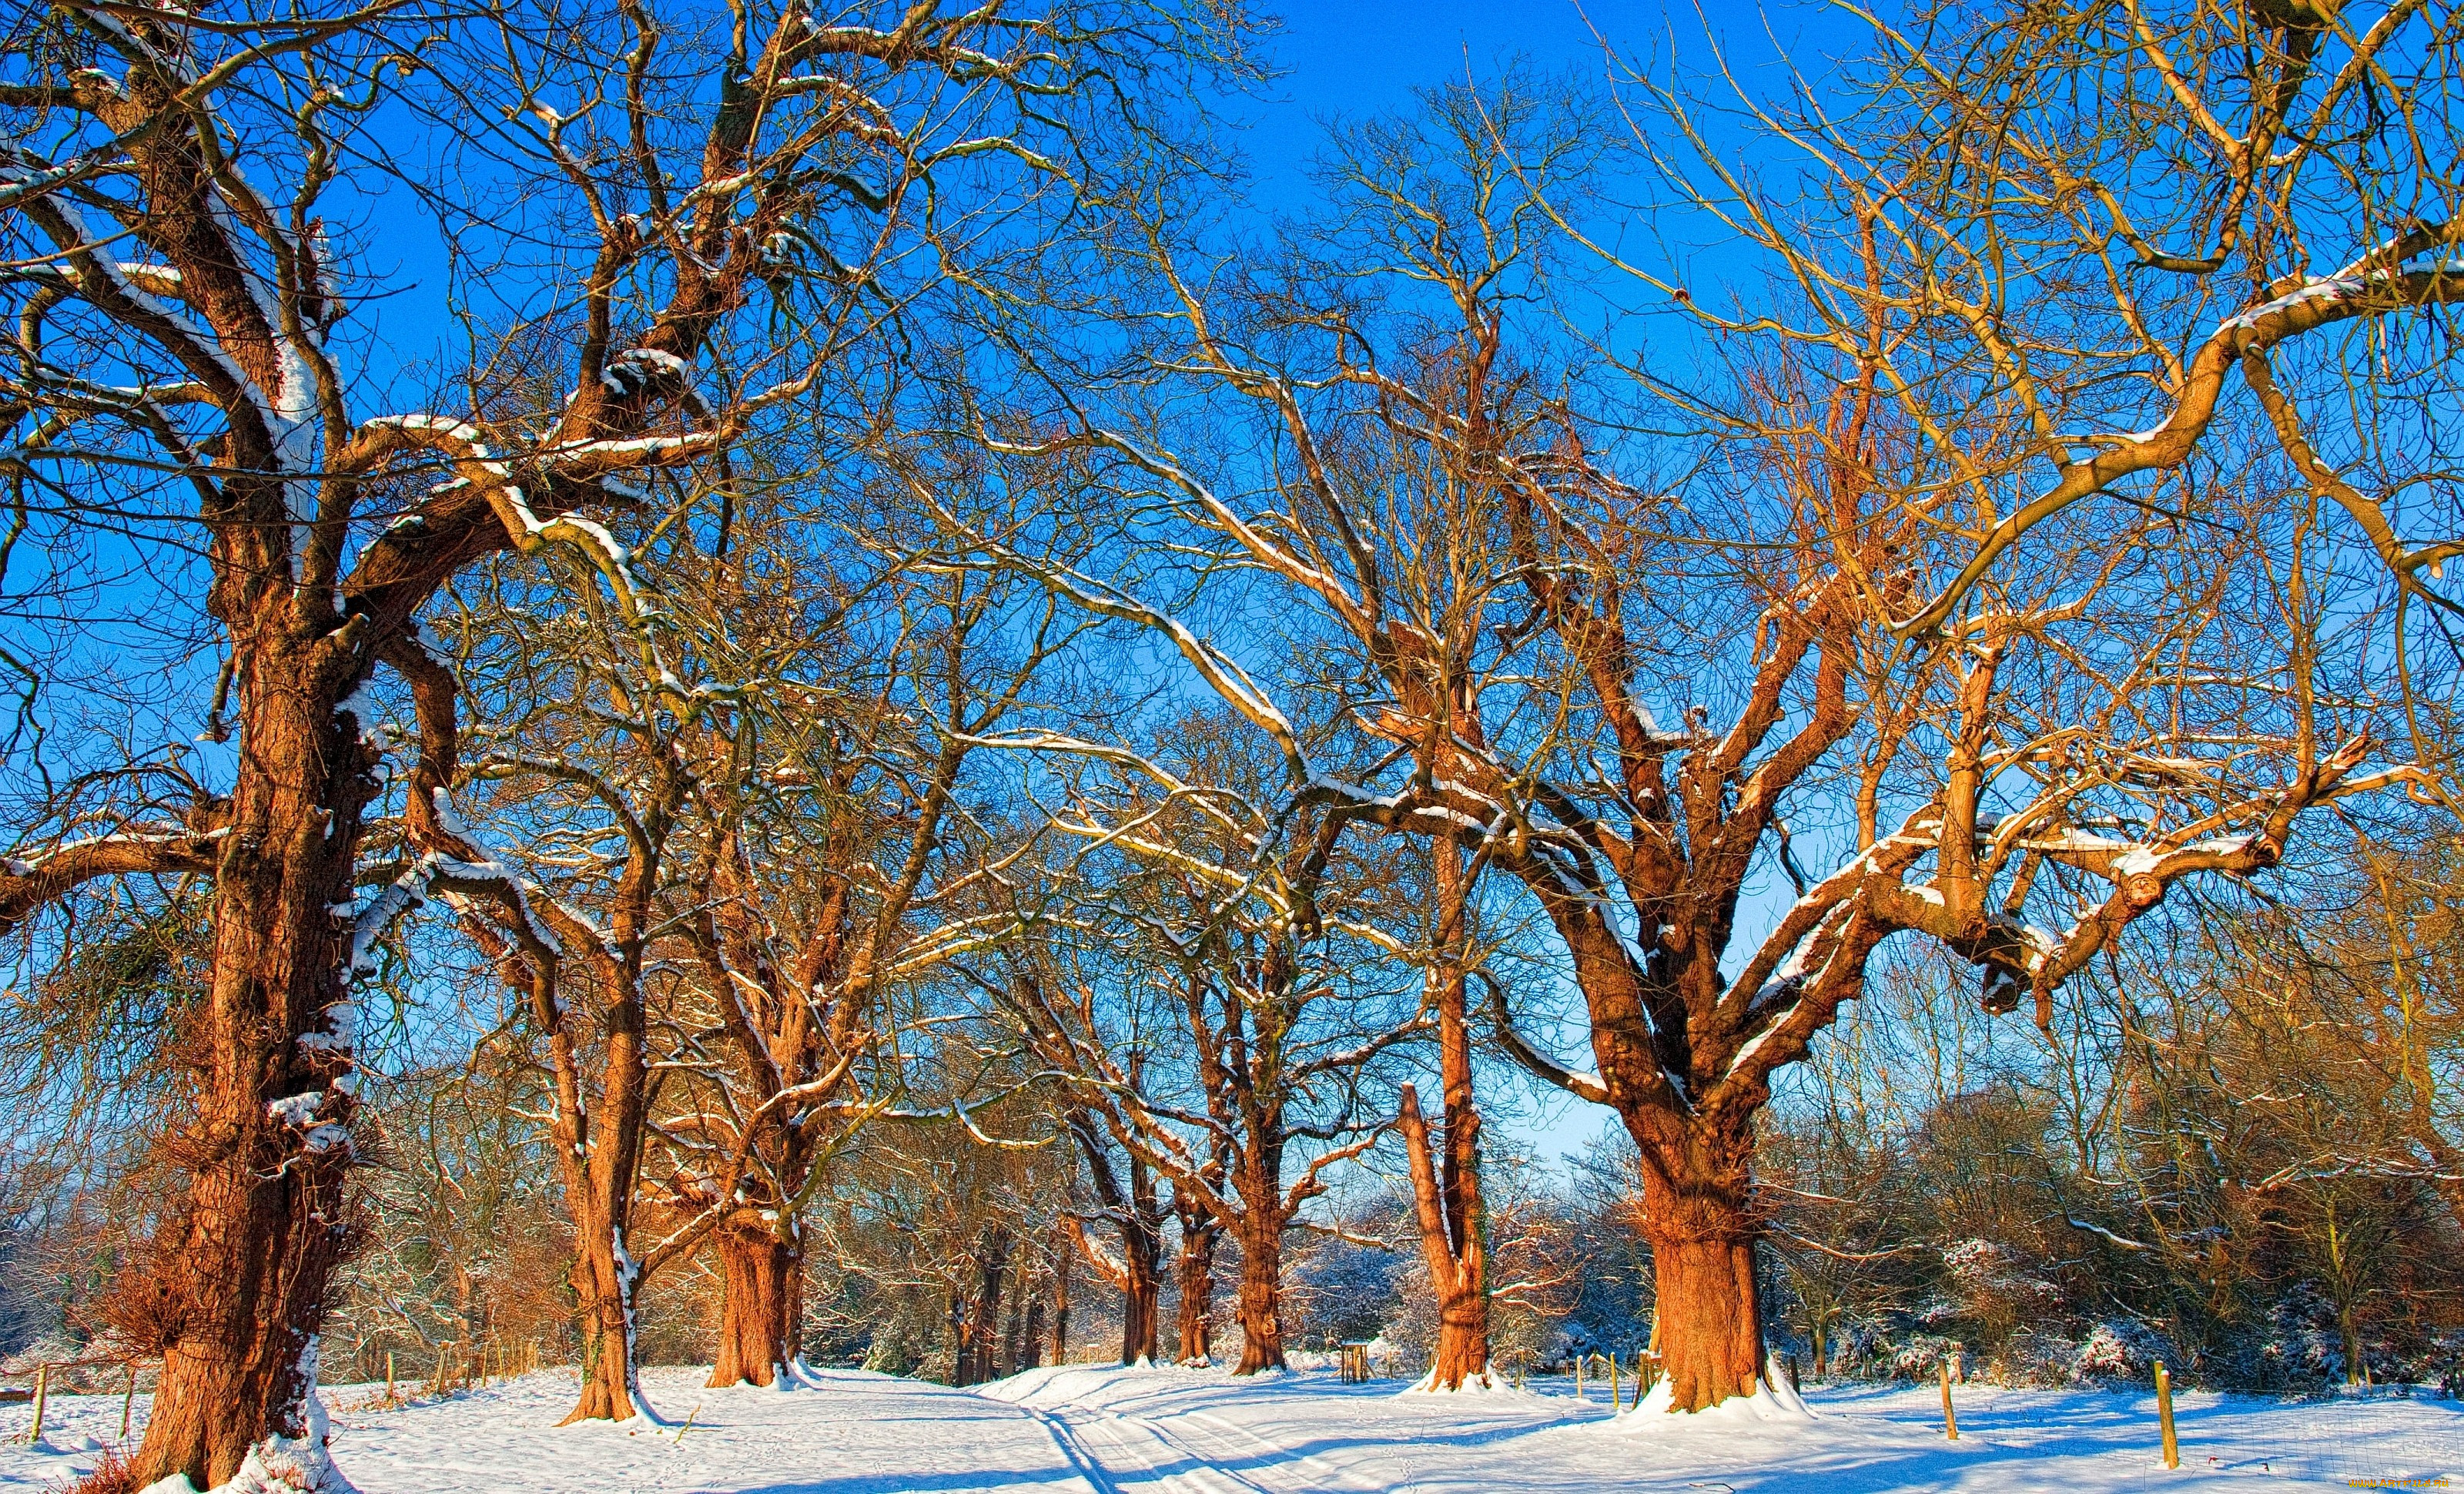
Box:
1021 1402 1288 1494
1159 1405 1388 1493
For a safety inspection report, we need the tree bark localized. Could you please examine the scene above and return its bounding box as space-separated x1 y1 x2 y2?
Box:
1231 1213 1285 1374
1023 1293 1046 1372
1120 1241 1161 1367
1051 1235 1073 1364
1172 1194 1220 1366
953 1226 1013 1387
1399 1086 1488 1391
708 1219 801 1389
1399 839 1490 1391
1639 1134 1769 1412
126 644 371 1492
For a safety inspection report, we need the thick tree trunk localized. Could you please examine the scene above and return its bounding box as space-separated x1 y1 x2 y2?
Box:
1120 1228 1161 1366
1649 1231 1766 1410
1172 1205 1219 1365
1639 1150 1770 1412
708 1220 801 1389
1231 1214 1285 1374
126 645 370 1492
1023 1295 1046 1371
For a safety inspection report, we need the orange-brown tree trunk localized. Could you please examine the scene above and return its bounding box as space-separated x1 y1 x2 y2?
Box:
553 997 651 1423
708 1219 802 1388
1399 1084 1488 1391
125 643 371 1492
1638 1135 1773 1412
564 1224 646 1421
1399 839 1490 1391
1120 1240 1161 1366
1172 1198 1220 1365
1230 1212 1285 1374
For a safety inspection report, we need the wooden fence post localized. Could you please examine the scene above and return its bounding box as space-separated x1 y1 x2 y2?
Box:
386 1350 397 1405
1940 1358 1957 1440
2154 1361 2180 1469
121 1362 137 1441
28 1364 47 1445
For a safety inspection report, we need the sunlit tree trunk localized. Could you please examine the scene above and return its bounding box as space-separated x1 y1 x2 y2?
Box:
128 645 372 1488
1398 839 1490 1391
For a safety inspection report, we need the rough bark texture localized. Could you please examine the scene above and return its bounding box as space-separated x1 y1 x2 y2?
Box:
1399 1086 1488 1390
708 1222 802 1388
953 1226 1013 1387
126 645 373 1489
1172 1192 1220 1365
1231 1213 1285 1374
1398 841 1490 1391
1638 1137 1767 1412
565 1228 643 1422
1120 1246 1161 1366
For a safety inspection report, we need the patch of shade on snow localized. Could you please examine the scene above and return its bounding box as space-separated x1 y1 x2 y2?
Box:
5 1362 2459 1492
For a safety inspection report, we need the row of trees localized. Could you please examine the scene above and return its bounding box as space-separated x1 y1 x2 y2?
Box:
5 0 2462 1488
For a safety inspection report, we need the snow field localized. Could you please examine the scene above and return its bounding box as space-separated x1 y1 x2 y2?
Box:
2 1362 2459 1492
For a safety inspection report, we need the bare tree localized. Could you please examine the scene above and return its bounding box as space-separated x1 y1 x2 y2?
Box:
952 69 2423 1411
1565 0 2464 763
0 0 1252 1469
1003 723 1422 1373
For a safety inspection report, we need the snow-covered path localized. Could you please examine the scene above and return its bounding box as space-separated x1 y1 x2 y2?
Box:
5 1362 2460 1492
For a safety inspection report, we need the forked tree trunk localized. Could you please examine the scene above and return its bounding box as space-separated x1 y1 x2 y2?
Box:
126 646 371 1492
1398 839 1490 1392
708 1219 802 1388
1639 1134 1770 1412
1231 1213 1285 1374
1173 1204 1220 1365
566 1225 645 1421
1398 1086 1488 1391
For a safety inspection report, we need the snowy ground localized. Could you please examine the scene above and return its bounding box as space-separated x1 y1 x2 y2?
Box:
4 1362 2459 1492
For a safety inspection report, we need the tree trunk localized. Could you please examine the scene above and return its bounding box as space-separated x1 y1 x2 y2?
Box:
708 1220 800 1389
1231 1214 1285 1374
554 1003 651 1423
954 1226 1013 1387
1003 1275 1026 1378
1051 1239 1072 1364
126 644 371 1492
1399 839 1490 1392
1639 1144 1769 1412
1399 1086 1488 1391
1023 1294 1046 1372
1173 1204 1219 1366
1120 1228 1161 1367
565 1224 644 1421
1648 1229 1766 1410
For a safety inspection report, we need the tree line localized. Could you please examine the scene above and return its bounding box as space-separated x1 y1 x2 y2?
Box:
3 0 2462 1489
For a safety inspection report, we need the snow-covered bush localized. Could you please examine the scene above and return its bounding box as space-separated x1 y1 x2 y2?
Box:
2068 1318 2172 1385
